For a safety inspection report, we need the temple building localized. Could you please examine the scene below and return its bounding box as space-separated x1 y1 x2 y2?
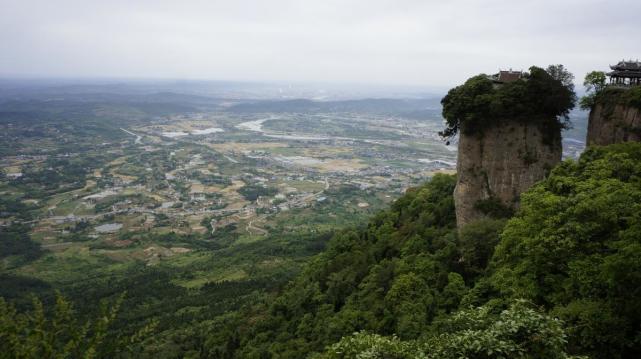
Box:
608 60 641 86
489 69 523 84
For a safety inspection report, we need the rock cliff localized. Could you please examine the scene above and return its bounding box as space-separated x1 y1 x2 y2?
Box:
441 66 575 230
587 101 641 146
454 122 561 228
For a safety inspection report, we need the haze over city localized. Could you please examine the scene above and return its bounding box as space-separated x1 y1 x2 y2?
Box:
2 0 640 87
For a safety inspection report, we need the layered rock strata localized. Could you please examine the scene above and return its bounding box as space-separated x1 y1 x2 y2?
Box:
587 102 641 146
455 122 561 229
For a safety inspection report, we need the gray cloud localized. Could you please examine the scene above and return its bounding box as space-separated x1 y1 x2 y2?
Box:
0 0 639 87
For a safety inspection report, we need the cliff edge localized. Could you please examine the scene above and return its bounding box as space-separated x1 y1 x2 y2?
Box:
440 66 575 229
586 88 641 146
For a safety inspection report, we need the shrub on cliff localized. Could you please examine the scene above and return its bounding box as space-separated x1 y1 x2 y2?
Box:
593 86 641 114
440 66 576 139
580 71 641 112
579 71 607 110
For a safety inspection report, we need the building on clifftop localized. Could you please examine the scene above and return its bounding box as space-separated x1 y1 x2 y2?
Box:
608 60 641 86
488 69 523 84
585 59 641 146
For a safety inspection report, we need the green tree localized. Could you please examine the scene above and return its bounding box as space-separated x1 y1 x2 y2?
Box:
321 301 583 359
579 71 607 110
488 143 641 358
0 293 153 358
546 64 576 90
439 272 468 312
458 219 506 279
384 273 433 338
440 65 576 139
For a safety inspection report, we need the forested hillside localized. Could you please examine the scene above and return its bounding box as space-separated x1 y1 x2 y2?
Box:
230 142 641 358
3 143 641 358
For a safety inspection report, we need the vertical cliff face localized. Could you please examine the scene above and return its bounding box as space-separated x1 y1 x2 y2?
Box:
587 102 641 146
442 66 575 230
454 122 562 228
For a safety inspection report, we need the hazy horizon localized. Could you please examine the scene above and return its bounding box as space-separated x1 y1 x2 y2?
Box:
1 0 640 88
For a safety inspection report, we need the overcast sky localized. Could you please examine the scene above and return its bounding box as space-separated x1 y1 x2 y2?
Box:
1 0 639 88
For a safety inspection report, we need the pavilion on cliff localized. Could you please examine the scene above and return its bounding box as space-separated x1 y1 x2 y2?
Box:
608 60 641 86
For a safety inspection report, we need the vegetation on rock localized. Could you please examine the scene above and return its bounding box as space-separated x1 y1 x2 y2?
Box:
440 65 576 140
579 71 607 110
581 70 641 112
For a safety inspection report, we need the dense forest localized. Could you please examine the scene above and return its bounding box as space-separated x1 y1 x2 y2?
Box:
3 142 641 358
230 142 641 358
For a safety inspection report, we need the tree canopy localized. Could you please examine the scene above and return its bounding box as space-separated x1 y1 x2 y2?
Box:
226 143 641 358
486 142 641 358
440 66 576 139
321 301 582 359
579 71 607 110
580 70 641 112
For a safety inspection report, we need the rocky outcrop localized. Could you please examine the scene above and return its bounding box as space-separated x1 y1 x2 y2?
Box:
587 102 641 146
455 122 561 229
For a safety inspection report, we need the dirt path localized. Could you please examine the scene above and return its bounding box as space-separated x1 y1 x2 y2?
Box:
246 218 268 235
41 242 74 249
